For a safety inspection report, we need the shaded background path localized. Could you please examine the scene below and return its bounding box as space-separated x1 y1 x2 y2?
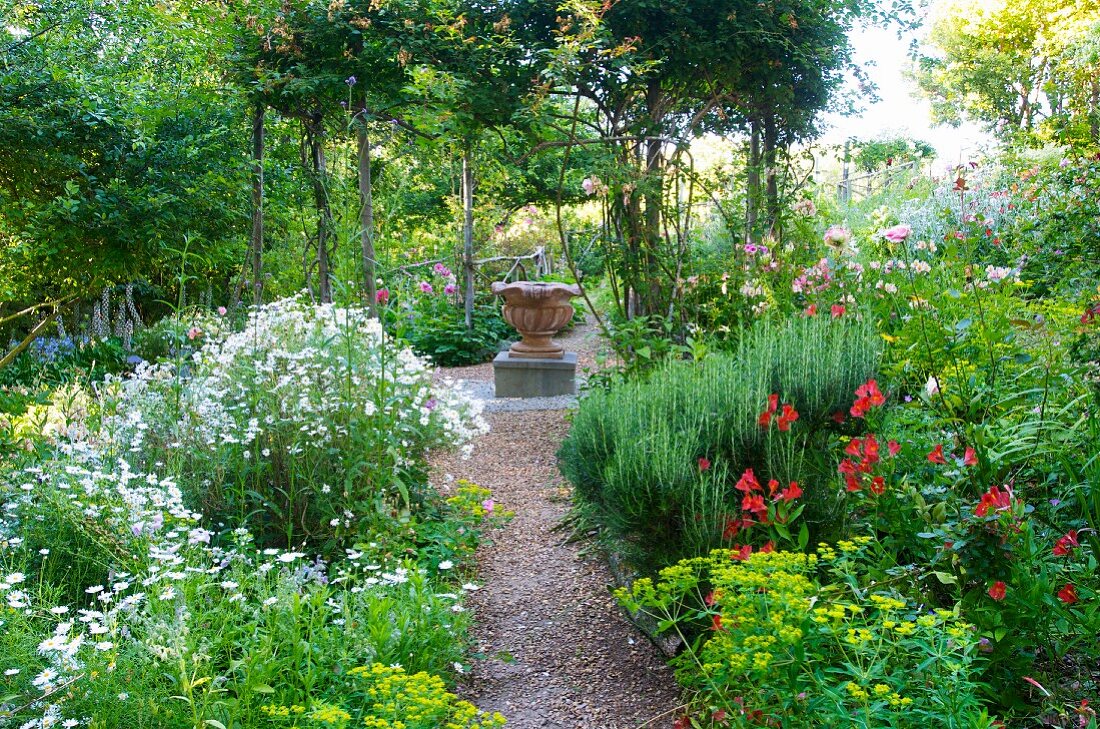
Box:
431 324 678 728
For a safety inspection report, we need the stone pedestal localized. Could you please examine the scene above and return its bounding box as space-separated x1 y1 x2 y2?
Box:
493 351 577 398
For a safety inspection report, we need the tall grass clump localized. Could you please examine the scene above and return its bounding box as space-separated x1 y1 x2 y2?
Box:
559 315 881 573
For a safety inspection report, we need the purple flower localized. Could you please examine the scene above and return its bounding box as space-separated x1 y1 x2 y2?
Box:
744 243 759 254
444 283 456 295
481 499 495 514
425 398 437 411
131 522 144 537
419 281 433 294
345 76 357 86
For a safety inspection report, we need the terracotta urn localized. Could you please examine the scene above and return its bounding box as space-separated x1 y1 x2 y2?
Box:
491 281 582 359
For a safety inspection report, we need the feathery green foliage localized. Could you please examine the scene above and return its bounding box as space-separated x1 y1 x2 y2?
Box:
559 315 881 573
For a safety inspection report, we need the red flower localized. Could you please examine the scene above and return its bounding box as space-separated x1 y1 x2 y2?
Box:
805 303 818 317
975 485 1013 517
859 379 886 407
831 410 846 424
988 581 1007 601
862 434 880 464
777 403 800 431
779 482 802 503
760 540 775 553
704 591 716 606
674 717 691 729
838 458 857 475
831 304 846 318
711 613 724 631
741 494 768 516
962 447 978 467
722 518 745 540
767 479 780 496
851 379 885 418
845 438 863 458
887 440 901 457
927 444 947 464
731 544 753 561
758 394 779 427
698 457 711 472
870 476 886 495
844 473 862 492
1057 583 1079 605
736 468 762 493
1053 530 1080 557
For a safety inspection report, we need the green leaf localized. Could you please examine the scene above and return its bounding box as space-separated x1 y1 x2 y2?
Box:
204 721 227 729
798 522 809 551
251 684 275 694
932 571 958 585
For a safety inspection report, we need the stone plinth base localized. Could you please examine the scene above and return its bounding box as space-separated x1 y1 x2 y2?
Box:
493 351 577 398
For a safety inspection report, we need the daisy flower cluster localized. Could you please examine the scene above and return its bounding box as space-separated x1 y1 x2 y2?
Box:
0 297 500 728
96 296 487 543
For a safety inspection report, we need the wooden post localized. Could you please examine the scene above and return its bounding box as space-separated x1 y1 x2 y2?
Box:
462 146 475 330
840 139 850 204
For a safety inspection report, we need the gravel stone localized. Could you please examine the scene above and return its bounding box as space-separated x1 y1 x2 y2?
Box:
430 322 680 728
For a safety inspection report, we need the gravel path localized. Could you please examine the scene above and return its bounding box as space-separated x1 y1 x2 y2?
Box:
431 321 679 728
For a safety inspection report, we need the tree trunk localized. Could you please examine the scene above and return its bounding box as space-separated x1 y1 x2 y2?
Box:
358 118 377 316
746 120 761 243
306 116 333 304
763 112 780 239
250 103 265 307
642 79 664 315
462 146 475 330
1090 77 1099 145
840 138 851 204
0 307 62 372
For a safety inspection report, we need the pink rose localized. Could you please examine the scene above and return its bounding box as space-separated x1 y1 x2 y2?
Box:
882 224 912 243
216 306 227 316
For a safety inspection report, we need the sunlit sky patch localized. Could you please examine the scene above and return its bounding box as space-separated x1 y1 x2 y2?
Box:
818 25 996 168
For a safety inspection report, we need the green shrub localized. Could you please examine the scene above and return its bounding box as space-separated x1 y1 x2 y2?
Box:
617 542 995 728
0 335 129 389
559 314 881 572
100 296 487 550
399 298 511 367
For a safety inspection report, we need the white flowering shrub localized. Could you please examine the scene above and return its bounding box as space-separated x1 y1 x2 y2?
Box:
0 449 487 728
98 296 486 547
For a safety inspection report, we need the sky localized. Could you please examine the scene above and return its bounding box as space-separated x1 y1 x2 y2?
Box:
817 25 996 169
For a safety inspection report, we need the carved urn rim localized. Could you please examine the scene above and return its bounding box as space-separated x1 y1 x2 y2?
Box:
490 280 582 306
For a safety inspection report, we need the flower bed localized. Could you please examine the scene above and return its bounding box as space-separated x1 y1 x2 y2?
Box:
0 297 502 729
